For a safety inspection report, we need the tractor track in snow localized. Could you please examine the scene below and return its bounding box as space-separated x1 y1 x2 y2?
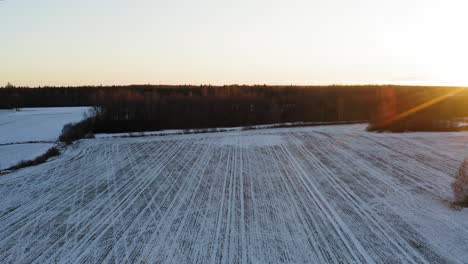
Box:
1 124 468 263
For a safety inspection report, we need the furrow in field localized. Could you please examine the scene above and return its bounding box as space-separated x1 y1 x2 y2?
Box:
1 125 467 263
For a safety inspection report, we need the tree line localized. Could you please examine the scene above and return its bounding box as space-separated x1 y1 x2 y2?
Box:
1 84 467 132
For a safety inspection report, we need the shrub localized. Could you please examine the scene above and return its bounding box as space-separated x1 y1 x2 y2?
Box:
452 159 468 207
7 147 60 171
59 118 94 144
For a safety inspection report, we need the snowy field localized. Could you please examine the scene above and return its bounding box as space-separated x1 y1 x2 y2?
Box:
0 107 89 170
1 124 468 263
0 107 90 144
0 143 54 171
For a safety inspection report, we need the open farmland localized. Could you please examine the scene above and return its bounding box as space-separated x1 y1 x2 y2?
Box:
0 107 89 170
1 124 468 263
0 107 90 144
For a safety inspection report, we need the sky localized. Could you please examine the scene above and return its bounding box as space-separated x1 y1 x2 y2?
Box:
1 0 468 86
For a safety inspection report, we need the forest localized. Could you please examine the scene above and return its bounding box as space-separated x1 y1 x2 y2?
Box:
1 85 467 132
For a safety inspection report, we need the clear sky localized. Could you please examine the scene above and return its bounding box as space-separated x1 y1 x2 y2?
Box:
2 0 468 86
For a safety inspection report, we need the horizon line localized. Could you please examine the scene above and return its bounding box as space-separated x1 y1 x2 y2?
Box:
3 83 468 89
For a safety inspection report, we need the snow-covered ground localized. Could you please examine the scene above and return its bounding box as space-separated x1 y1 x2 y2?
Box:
1 124 468 263
95 121 363 139
0 107 90 144
0 143 54 170
0 107 90 170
